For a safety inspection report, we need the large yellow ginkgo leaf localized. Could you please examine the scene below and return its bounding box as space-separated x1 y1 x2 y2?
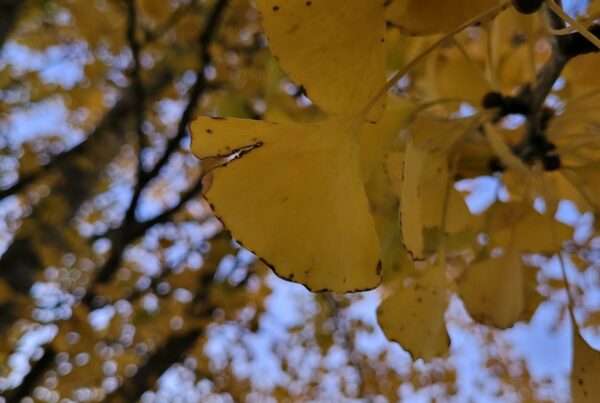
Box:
256 0 386 116
386 0 500 36
378 263 450 361
190 116 381 293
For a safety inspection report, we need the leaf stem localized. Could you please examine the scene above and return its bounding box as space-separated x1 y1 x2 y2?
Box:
545 0 600 51
363 0 511 115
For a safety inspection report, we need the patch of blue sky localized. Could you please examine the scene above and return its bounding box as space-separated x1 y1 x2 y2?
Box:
1 41 91 90
3 96 85 148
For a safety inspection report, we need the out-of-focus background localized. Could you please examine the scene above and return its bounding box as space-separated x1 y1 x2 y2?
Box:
0 0 598 401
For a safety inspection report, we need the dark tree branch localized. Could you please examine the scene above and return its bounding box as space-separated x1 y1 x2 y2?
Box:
485 1 600 169
125 0 147 181
86 0 229 297
84 178 203 308
142 1 200 45
105 232 234 403
124 0 228 226
0 0 25 51
0 70 173 292
107 329 202 403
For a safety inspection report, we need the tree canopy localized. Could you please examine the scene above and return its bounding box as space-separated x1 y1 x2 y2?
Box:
2 0 600 401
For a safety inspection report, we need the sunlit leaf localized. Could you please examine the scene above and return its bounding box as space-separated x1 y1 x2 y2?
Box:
572 325 600 402
257 0 386 116
397 116 472 259
458 250 534 328
386 0 500 36
378 263 449 361
190 116 381 293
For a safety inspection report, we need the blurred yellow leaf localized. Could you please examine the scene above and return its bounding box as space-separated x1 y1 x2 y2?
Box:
378 263 449 361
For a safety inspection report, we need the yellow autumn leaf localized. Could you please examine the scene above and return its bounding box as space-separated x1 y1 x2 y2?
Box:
386 0 500 36
572 325 600 403
190 116 380 293
397 116 473 259
378 263 449 361
484 203 573 254
457 250 541 328
359 96 414 181
256 0 386 116
426 49 492 105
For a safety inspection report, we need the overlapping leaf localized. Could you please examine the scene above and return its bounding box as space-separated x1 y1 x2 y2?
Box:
256 0 386 116
386 0 499 36
572 325 600 402
393 116 474 259
457 250 542 328
378 263 449 361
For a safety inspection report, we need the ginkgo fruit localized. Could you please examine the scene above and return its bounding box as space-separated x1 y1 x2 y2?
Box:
511 0 544 14
190 116 381 293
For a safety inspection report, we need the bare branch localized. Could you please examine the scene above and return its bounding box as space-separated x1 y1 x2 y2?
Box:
87 0 230 296
0 0 25 51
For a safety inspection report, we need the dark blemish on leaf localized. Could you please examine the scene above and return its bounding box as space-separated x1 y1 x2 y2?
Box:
297 84 307 97
206 129 213 134
383 0 392 5
376 261 382 275
305 1 312 5
380 38 384 43
281 197 288 202
272 5 279 11
210 116 226 120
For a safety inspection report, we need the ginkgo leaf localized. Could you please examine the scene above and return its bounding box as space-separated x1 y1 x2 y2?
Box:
256 0 386 116
457 250 541 328
426 49 491 104
572 324 600 402
365 161 404 276
563 165 600 213
484 203 573 254
366 166 399 249
190 116 381 293
359 96 414 181
378 264 449 361
400 144 428 258
386 0 500 36
397 116 473 259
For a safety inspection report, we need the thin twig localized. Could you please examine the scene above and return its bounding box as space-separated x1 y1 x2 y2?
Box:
125 0 147 201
